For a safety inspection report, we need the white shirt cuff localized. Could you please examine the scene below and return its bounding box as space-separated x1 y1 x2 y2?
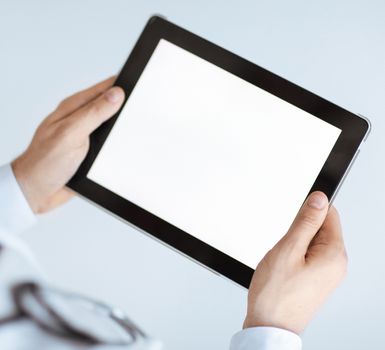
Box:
0 164 36 233
230 327 302 350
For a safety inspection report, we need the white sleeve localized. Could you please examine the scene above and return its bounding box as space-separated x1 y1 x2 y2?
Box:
230 327 302 350
0 164 36 233
0 165 46 320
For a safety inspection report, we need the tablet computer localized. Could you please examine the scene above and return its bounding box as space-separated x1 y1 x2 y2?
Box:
68 15 370 288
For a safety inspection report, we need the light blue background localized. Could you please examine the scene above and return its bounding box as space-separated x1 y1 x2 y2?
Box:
0 1 384 349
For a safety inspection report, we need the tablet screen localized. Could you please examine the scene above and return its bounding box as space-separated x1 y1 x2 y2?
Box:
87 39 341 269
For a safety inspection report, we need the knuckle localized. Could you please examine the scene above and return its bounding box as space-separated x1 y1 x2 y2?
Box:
53 120 73 140
259 248 276 266
298 211 319 229
35 118 50 134
86 100 102 117
264 244 294 269
57 97 71 111
277 236 298 256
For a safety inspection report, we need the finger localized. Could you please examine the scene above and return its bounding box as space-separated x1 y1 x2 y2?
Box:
67 86 125 137
310 206 344 251
306 206 346 267
279 191 329 253
48 76 116 122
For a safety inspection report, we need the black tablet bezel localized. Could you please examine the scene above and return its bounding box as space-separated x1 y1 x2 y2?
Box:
68 15 370 288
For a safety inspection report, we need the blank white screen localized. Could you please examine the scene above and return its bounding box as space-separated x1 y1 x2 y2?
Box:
87 39 341 269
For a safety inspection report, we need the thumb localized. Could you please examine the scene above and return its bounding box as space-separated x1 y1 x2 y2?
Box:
68 86 125 136
306 206 345 262
280 191 329 254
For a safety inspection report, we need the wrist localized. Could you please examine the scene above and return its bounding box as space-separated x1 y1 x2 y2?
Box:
12 155 43 214
243 315 302 335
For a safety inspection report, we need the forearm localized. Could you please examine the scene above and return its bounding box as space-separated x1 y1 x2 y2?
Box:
0 164 36 233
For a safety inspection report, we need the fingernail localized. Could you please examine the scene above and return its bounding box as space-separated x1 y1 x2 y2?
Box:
307 192 328 210
105 87 123 103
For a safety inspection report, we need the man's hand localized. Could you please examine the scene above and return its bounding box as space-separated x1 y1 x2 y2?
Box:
244 191 347 334
12 77 125 213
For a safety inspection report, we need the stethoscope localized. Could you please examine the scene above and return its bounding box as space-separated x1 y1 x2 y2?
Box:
0 231 146 346
0 281 146 345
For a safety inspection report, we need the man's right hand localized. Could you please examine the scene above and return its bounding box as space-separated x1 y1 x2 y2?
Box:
12 77 125 214
244 191 347 334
